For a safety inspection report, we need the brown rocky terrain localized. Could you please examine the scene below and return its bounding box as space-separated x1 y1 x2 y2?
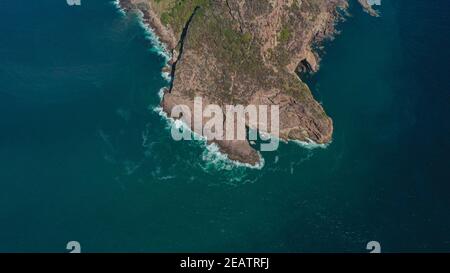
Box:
120 0 372 166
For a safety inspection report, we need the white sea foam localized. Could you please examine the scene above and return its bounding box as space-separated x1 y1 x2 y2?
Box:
133 10 172 81
161 71 172 82
157 87 165 100
134 11 171 62
111 0 126 16
158 175 176 181
292 138 330 149
113 0 169 61
274 155 279 164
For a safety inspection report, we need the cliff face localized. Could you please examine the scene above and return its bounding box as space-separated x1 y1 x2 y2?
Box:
120 0 362 165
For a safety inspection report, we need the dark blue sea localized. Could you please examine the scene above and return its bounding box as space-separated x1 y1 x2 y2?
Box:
0 0 449 252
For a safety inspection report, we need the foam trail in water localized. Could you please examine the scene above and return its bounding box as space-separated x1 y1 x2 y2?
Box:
292 138 330 149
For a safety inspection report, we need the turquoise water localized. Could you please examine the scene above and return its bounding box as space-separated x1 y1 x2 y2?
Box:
0 0 449 252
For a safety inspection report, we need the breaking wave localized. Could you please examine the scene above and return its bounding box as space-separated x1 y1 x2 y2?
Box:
111 0 126 16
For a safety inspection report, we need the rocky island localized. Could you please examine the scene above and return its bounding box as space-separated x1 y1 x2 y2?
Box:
119 0 375 166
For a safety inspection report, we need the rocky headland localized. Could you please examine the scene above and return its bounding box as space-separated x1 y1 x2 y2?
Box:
119 0 374 166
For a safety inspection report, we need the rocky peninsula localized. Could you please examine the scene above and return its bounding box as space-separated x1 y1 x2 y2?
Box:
119 0 374 166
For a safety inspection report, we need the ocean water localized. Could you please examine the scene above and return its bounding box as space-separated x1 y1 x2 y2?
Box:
0 0 449 252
